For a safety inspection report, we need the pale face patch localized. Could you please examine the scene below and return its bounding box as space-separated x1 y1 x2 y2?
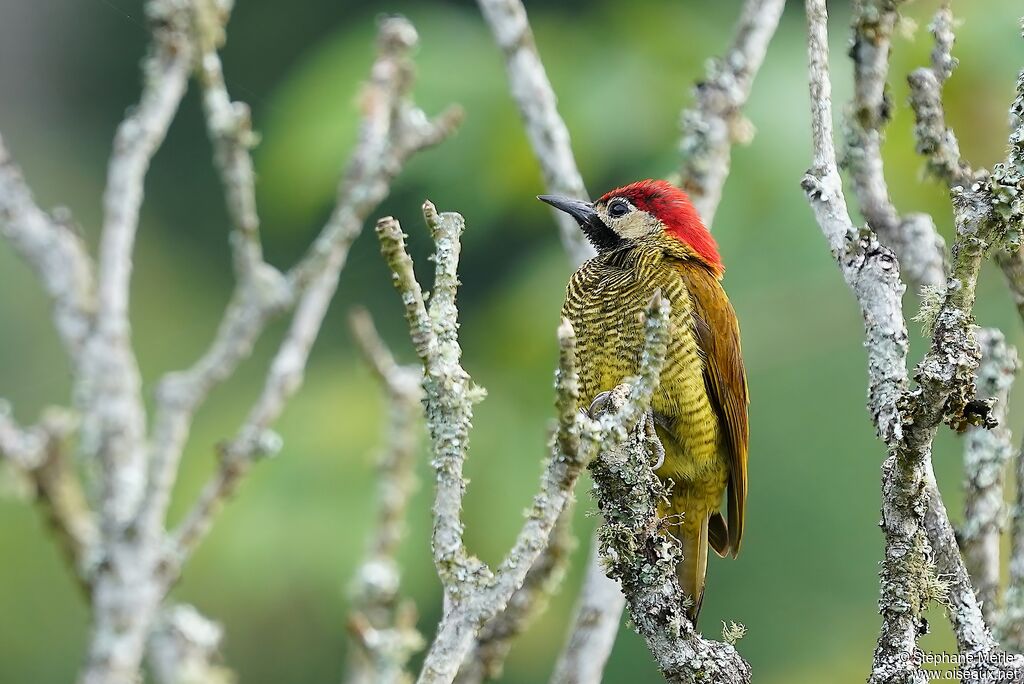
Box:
595 197 664 241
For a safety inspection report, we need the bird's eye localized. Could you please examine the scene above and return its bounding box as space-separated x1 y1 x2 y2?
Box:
607 199 631 218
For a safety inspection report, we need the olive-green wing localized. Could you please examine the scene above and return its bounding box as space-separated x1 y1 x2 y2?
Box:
680 261 749 558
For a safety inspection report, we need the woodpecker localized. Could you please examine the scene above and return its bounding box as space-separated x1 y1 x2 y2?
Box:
541 180 748 623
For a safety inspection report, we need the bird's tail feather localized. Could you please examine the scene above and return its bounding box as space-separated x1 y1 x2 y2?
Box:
668 496 709 625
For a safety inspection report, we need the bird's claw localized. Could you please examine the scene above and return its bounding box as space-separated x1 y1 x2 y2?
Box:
587 391 613 419
641 410 666 470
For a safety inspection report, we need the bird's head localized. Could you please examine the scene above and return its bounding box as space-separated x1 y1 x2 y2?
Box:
539 179 722 276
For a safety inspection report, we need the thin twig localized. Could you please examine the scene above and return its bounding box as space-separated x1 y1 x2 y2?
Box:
456 507 575 684
0 404 97 583
0 136 95 361
961 330 1018 623
82 0 193 536
677 0 786 227
476 0 594 266
148 604 234 684
345 308 425 684
548 531 624 684
1004 435 1024 652
907 4 975 191
843 0 946 290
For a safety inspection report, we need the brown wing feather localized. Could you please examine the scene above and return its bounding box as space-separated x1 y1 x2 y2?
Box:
679 261 749 557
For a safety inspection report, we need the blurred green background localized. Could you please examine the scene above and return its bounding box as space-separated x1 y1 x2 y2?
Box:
1 1 1023 682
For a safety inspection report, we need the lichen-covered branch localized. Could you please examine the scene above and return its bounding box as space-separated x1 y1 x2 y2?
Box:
193 0 263 279
0 135 95 361
843 0 946 290
907 4 975 191
899 7 1024 676
344 309 425 684
924 465 1024 683
147 604 234 684
76 4 194 681
376 206 482 602
677 0 785 227
82 0 192 539
808 1 1024 680
456 507 575 684
548 532 624 684
1004 432 1024 652
961 330 1018 622
475 0 594 266
588 383 751 684
802 2 925 681
0 403 97 583
801 0 909 447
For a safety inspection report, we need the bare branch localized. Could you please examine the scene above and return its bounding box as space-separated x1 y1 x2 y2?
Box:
456 507 575 684
73 5 197 681
1004 435 1024 652
168 17 460 563
193 0 264 278
376 205 482 600
475 0 594 266
995 55 1024 659
0 136 95 359
897 8 1024 676
677 0 785 227
925 465 1024 683
907 4 975 190
843 0 946 290
548 532 624 684
801 0 908 447
148 604 234 684
0 404 98 582
807 2 1024 680
961 329 1018 622
801 3 926 680
345 308 425 684
76 0 193 543
996 247 1024 325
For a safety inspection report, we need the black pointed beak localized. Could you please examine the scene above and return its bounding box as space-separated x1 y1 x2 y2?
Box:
537 195 599 226
537 194 621 252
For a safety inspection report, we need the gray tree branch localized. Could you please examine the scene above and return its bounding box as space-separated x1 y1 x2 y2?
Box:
843 0 946 291
148 604 234 684
961 330 1018 623
344 308 425 684
0 3 458 682
168 16 461 565
805 1 1024 681
547 533 623 684
677 0 785 227
475 0 594 266
0 136 95 361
